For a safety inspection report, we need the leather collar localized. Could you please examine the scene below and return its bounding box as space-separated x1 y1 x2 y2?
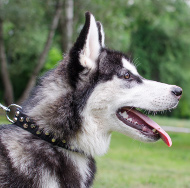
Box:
13 109 84 155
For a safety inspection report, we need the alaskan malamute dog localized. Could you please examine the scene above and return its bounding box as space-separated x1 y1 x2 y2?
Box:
0 12 182 187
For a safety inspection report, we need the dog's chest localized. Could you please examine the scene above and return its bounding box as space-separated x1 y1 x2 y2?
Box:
0 128 96 188
62 152 96 188
33 151 96 188
36 151 96 188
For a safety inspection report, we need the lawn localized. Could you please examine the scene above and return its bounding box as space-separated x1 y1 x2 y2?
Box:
151 115 190 128
0 111 190 187
94 132 190 188
0 110 9 124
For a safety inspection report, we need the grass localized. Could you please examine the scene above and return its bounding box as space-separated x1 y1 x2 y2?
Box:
0 110 190 187
151 115 190 128
0 110 9 124
94 132 190 188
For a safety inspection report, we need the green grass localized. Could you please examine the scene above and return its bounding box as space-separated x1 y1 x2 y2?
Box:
151 115 190 128
0 110 9 124
0 111 190 187
0 109 10 124
94 132 190 188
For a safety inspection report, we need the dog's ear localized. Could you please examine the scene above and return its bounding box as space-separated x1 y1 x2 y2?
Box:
96 21 105 48
69 12 103 70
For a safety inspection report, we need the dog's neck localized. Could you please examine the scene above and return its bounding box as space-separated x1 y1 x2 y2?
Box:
72 109 112 156
13 109 86 155
13 108 111 157
70 126 111 157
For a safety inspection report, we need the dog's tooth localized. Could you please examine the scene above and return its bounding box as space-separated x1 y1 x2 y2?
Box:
128 118 132 122
122 111 128 119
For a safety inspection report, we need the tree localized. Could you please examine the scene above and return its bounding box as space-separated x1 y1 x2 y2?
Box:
0 17 14 105
0 0 64 105
1 0 190 118
59 0 74 53
18 0 63 103
128 0 190 117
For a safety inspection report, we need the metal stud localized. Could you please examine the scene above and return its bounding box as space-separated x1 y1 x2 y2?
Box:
13 117 17 122
26 117 30 122
23 123 28 129
62 140 66 144
30 124 36 128
15 111 20 117
52 138 56 143
45 132 49 136
19 117 24 122
36 130 41 135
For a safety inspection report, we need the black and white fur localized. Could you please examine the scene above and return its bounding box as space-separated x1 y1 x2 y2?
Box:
0 12 182 187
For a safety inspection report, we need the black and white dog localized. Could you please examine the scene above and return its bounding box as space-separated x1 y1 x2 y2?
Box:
0 12 182 187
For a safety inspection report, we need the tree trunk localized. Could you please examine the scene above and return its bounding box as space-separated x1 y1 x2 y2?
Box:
18 0 63 104
61 0 74 52
0 18 14 105
65 0 74 51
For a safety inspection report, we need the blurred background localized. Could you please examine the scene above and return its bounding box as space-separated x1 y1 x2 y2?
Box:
0 0 190 187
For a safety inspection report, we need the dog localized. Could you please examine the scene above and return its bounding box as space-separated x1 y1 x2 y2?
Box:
0 12 182 188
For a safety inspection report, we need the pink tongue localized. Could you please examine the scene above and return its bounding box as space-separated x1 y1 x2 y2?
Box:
130 109 172 147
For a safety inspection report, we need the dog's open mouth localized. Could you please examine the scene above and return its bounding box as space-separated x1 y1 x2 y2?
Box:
116 107 172 147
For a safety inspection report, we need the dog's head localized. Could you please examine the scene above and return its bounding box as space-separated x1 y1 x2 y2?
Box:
67 12 182 153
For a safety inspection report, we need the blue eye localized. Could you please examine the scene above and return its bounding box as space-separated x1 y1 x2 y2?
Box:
124 72 130 79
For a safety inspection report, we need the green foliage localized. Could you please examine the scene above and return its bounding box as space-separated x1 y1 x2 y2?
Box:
0 0 56 99
81 0 190 118
127 0 190 118
42 46 63 73
0 0 190 118
74 0 131 51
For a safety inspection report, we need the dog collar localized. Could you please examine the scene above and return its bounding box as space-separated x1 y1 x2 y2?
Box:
12 109 84 155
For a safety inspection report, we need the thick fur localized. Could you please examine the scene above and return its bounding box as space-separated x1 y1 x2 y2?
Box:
0 12 181 187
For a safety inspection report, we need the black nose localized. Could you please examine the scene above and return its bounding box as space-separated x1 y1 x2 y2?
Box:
172 87 182 99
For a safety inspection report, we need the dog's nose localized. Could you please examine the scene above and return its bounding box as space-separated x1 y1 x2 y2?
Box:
172 86 182 100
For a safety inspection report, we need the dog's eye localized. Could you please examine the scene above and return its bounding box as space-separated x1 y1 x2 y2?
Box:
124 72 130 79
